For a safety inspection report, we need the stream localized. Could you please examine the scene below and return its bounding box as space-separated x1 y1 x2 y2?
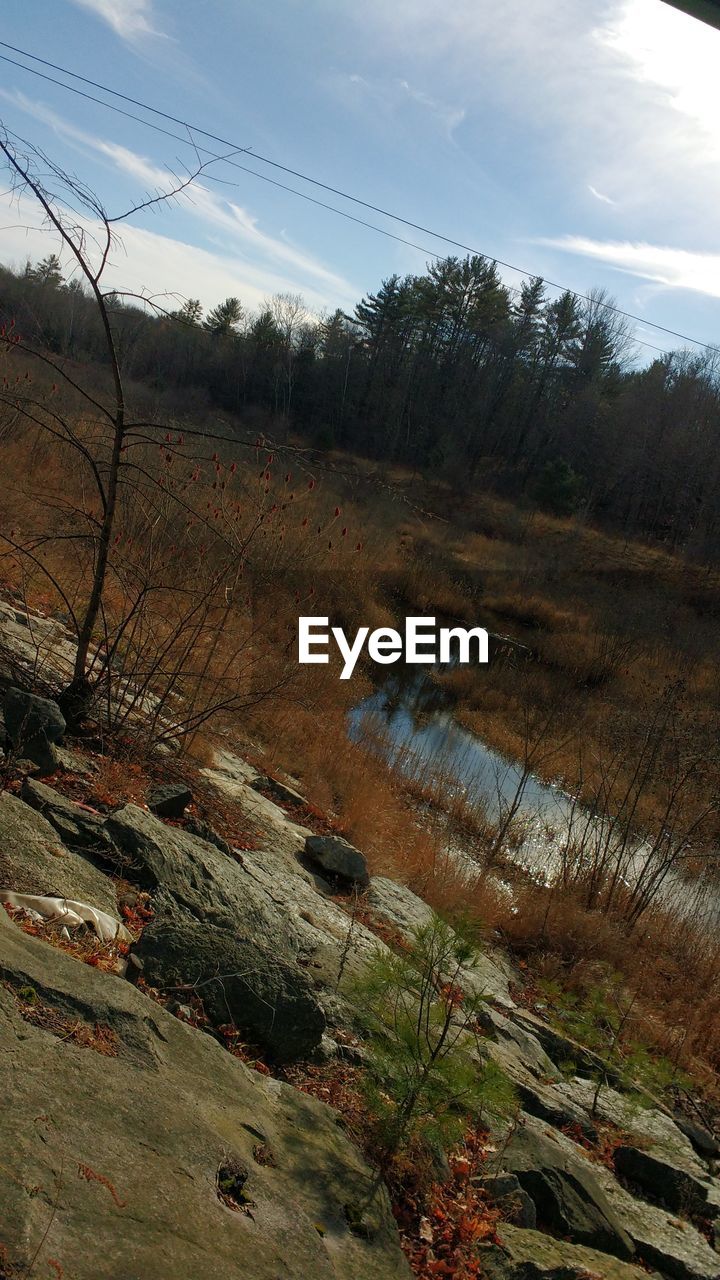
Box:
348 664 720 929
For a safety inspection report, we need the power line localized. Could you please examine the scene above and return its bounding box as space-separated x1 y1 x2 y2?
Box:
0 38 716 359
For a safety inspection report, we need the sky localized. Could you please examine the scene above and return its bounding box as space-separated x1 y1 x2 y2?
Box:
1 0 719 358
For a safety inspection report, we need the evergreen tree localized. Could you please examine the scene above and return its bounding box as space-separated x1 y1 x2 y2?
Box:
204 296 243 336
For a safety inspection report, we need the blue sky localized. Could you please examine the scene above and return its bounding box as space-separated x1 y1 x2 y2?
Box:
1 0 720 358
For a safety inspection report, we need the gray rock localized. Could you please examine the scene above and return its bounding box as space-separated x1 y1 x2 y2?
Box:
305 834 370 889
511 1008 621 1082
53 745 99 776
675 1118 720 1162
103 805 300 940
562 1076 709 1177
21 777 116 860
614 1143 719 1218
3 686 65 770
148 783 193 818
0 899 409 1280
134 914 326 1062
502 1113 635 1259
101 806 328 1059
481 1223 651 1279
478 1173 537 1228
484 1038 595 1138
478 1005 561 1081
368 875 516 1007
594 1158 720 1280
0 789 117 914
367 875 435 934
498 1113 720 1280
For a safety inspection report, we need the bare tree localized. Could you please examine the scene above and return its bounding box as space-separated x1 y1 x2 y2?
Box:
0 125 228 724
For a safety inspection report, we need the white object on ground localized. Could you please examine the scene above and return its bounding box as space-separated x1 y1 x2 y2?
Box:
0 891 131 944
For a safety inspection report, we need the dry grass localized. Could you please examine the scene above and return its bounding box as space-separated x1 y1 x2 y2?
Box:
2 384 719 1103
492 879 720 1097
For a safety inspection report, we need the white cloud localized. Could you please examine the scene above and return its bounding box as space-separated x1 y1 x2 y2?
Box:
538 234 720 300
337 70 465 140
396 79 466 137
0 91 358 307
588 185 616 206
596 0 720 155
0 185 355 314
348 0 720 238
68 0 163 42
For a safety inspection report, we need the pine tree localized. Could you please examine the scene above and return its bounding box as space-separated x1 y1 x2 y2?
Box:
204 296 243 336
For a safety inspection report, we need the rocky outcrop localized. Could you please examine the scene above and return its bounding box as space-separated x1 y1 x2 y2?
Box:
500 1114 635 1259
594 1159 720 1280
0 902 409 1280
0 788 117 914
482 1223 652 1279
497 1115 720 1280
2 722 719 1280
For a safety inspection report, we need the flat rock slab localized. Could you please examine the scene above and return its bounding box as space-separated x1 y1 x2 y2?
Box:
0 789 117 914
482 1223 652 1279
0 905 410 1280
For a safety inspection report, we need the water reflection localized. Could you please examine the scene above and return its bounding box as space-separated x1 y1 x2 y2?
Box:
348 664 720 928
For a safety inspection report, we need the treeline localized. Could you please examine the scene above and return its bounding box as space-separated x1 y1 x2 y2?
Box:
3 253 720 554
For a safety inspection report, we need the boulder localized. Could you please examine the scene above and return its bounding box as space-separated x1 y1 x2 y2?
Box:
0 900 409 1280
0 789 117 914
502 1114 635 1259
3 686 65 771
305 834 370 889
134 914 326 1061
148 783 193 818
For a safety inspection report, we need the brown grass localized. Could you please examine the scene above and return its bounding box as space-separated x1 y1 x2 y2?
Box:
2 383 719 1104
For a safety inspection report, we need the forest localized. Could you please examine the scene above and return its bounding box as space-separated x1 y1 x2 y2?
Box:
3 251 720 555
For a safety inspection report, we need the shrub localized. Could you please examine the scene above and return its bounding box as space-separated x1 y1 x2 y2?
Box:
352 915 515 1160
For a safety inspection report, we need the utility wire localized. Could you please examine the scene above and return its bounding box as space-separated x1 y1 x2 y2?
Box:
0 38 716 359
